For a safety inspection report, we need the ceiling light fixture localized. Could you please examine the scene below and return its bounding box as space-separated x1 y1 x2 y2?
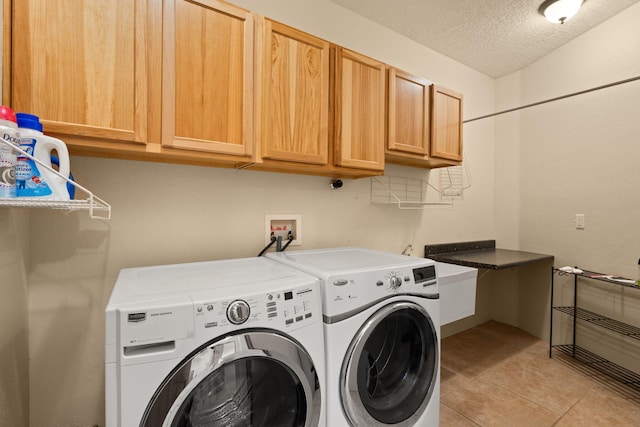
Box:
539 0 584 24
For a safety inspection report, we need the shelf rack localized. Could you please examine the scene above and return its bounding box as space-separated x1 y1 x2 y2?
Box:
550 267 640 391
0 135 111 220
553 306 640 339
553 345 640 391
370 175 452 209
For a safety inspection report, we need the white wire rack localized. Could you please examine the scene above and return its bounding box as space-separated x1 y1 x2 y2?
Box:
438 161 472 200
0 136 111 220
371 175 452 209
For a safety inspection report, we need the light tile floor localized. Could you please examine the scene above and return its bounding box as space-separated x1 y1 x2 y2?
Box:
440 321 640 426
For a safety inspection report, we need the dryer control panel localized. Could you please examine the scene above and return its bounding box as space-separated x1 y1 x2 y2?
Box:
192 283 321 335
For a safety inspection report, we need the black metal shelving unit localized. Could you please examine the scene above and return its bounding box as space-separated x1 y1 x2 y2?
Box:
550 267 640 392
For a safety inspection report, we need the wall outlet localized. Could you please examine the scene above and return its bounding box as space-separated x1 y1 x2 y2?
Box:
575 214 585 229
265 214 302 246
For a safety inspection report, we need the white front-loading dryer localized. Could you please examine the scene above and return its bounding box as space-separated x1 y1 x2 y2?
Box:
268 247 440 427
105 257 325 427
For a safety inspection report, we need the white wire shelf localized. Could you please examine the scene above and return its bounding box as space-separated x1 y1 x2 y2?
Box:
371 176 452 209
0 136 111 220
0 196 111 219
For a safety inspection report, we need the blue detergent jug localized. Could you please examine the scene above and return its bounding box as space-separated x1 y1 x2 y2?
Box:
16 113 71 200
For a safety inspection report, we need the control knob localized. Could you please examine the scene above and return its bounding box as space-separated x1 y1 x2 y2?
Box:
389 275 402 289
227 300 251 325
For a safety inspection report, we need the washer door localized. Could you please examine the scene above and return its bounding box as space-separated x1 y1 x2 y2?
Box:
340 301 438 426
141 331 321 427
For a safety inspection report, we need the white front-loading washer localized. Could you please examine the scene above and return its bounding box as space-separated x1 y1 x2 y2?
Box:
105 257 325 427
267 247 440 427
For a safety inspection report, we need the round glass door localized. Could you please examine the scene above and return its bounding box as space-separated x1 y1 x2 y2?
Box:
341 301 438 426
141 331 321 427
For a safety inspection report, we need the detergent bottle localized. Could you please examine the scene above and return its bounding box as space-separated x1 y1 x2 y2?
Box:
15 113 71 200
0 106 20 198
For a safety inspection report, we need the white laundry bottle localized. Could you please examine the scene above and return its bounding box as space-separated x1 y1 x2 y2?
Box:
15 113 71 200
0 106 20 198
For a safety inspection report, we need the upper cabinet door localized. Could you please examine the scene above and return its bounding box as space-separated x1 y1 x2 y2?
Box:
256 18 330 165
334 48 385 172
162 0 254 159
11 0 149 144
387 68 431 156
431 85 463 162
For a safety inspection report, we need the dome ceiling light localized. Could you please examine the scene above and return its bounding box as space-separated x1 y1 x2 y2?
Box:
539 0 585 24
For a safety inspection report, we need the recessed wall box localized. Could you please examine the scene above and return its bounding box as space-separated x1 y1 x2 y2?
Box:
265 214 302 246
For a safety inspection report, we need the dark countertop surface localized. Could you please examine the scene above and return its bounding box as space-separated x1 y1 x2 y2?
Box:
425 240 554 270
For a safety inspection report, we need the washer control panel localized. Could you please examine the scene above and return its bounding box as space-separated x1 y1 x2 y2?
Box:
323 263 438 316
193 283 320 333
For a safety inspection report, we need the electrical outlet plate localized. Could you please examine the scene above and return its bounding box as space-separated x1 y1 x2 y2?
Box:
576 214 585 229
265 214 302 246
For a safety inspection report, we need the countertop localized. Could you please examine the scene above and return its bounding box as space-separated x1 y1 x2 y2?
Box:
425 240 554 270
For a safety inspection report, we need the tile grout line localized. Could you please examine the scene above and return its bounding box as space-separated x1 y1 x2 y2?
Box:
442 374 560 426
441 402 482 427
550 379 596 426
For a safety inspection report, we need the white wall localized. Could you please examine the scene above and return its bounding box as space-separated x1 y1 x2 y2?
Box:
0 210 29 427
0 3 30 425
496 2 640 371
25 1 497 425
18 1 640 425
19 1 640 425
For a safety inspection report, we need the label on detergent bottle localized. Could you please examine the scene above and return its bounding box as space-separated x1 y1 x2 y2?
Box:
15 137 53 197
0 131 19 198
0 105 20 198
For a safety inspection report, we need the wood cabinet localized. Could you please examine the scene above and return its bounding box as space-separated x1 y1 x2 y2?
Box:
7 0 254 167
254 18 330 167
162 0 254 161
333 47 385 173
431 85 463 162
5 1 461 175
9 0 152 147
385 70 463 168
252 20 383 177
386 67 431 157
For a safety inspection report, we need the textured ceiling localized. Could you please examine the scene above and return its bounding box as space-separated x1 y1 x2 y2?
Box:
330 0 640 78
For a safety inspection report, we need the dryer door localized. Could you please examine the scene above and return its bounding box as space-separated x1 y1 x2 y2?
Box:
341 301 438 426
141 331 321 427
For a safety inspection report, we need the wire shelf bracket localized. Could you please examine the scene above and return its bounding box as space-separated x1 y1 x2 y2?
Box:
438 160 472 200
